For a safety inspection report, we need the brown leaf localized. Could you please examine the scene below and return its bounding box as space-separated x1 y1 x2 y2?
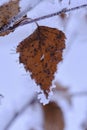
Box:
0 0 20 29
42 102 64 130
54 82 72 105
54 82 69 92
59 12 67 20
17 26 66 95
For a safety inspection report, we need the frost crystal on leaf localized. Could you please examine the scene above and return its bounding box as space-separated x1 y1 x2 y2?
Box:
17 26 66 100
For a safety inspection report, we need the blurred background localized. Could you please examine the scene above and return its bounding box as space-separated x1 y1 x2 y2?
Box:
0 0 87 130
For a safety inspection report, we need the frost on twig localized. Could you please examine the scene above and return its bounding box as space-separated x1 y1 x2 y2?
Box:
0 3 87 36
0 0 43 35
4 96 37 130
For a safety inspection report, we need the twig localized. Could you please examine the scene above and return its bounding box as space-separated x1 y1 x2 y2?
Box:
25 4 87 24
3 91 87 130
0 94 3 97
0 4 87 34
0 0 43 32
71 91 87 97
4 96 37 130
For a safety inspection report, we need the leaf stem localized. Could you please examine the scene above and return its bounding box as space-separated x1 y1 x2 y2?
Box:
0 4 87 34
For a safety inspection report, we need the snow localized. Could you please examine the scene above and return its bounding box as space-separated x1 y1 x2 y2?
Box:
19 0 43 11
0 0 87 130
0 0 10 6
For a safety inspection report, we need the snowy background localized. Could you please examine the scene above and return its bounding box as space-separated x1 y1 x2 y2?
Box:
0 0 87 130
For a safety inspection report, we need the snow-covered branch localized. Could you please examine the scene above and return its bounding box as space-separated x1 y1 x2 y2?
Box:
0 4 87 35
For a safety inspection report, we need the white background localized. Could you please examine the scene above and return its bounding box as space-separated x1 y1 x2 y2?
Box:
0 0 87 130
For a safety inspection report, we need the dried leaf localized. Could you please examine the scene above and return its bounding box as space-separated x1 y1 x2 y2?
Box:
59 12 67 20
42 102 64 130
0 0 20 29
17 26 65 94
54 82 72 105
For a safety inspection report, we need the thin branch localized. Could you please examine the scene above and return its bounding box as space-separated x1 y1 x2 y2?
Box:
0 94 3 97
25 4 87 24
71 91 87 97
4 96 37 130
0 0 42 32
3 91 87 130
11 0 42 24
0 4 87 34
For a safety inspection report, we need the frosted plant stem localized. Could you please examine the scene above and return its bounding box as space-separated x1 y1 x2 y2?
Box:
0 4 87 34
10 0 43 26
4 96 37 130
0 0 43 33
